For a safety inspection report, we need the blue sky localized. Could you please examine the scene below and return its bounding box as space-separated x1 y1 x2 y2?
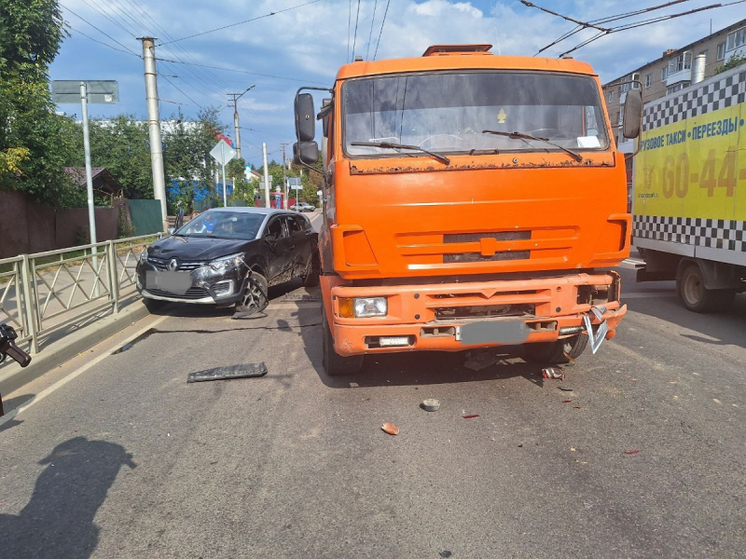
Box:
50 0 746 169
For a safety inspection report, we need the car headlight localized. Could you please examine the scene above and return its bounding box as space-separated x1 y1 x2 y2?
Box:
208 253 245 273
339 297 388 318
139 248 149 262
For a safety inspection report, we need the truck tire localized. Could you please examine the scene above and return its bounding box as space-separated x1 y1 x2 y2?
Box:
677 263 735 313
524 334 588 364
322 307 363 376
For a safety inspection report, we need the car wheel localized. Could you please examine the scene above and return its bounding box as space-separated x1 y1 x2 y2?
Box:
322 306 363 376
237 272 269 313
677 263 735 313
523 334 588 364
302 252 320 287
142 297 167 313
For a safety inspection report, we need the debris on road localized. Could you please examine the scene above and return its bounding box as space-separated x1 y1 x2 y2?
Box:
421 399 440 412
112 342 133 354
381 421 399 435
562 400 572 404
187 363 268 383
624 449 640 455
440 552 453 558
462 414 480 419
559 386 573 392
542 367 565 380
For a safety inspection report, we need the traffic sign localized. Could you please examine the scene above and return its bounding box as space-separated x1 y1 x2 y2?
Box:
210 139 236 166
52 80 119 104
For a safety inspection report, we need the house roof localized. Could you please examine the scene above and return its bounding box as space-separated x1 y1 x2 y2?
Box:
64 167 125 196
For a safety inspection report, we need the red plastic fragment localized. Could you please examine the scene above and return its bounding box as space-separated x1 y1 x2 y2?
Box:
462 414 480 419
624 449 640 455
562 400 572 403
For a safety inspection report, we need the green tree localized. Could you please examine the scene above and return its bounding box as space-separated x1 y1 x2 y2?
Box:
163 107 225 212
0 0 77 206
227 157 254 206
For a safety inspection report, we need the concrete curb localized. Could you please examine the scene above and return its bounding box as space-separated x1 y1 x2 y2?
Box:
0 302 151 396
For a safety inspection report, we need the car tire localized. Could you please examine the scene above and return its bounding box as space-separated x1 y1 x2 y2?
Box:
142 297 167 313
677 263 735 313
237 272 269 314
523 334 588 364
322 306 363 376
302 251 320 287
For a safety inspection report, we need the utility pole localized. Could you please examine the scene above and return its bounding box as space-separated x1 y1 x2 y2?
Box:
262 143 270 209
228 85 255 160
139 37 167 230
280 142 290 209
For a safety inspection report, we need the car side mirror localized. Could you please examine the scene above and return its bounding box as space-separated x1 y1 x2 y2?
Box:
622 88 643 139
167 227 175 235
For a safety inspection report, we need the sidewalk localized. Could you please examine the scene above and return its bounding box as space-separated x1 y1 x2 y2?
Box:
0 296 150 396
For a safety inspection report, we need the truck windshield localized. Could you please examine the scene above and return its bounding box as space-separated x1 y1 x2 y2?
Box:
342 71 609 158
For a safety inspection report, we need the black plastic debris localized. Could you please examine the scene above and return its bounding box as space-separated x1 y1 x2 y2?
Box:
187 363 268 383
440 551 453 558
112 342 133 354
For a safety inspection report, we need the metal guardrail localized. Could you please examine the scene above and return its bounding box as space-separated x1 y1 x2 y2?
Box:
0 234 160 354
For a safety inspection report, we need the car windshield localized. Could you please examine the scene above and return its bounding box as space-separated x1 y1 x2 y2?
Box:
176 211 265 240
343 71 609 157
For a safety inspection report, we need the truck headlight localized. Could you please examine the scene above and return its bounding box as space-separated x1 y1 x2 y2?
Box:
339 297 387 318
208 253 244 273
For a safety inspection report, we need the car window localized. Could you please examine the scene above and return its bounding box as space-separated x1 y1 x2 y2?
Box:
285 215 303 235
178 211 264 239
266 216 286 238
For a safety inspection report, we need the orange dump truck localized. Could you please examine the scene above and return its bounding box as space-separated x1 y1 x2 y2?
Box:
293 44 642 375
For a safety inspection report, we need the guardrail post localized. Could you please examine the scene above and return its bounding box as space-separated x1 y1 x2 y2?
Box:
20 254 39 354
108 241 120 313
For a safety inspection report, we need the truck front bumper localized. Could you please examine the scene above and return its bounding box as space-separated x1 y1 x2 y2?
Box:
326 272 626 356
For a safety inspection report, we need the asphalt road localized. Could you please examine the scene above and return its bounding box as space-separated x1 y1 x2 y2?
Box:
1 226 744 558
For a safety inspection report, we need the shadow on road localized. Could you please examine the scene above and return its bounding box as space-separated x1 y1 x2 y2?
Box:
0 393 35 433
0 436 136 559
293 299 553 389
626 290 746 350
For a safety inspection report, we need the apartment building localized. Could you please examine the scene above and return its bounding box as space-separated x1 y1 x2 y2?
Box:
603 17 746 148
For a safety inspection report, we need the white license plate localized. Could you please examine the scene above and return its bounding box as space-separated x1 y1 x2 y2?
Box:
146 271 192 295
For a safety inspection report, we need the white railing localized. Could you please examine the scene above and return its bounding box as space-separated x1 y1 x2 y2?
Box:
0 234 160 355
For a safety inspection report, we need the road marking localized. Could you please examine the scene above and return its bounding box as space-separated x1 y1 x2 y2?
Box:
0 315 169 427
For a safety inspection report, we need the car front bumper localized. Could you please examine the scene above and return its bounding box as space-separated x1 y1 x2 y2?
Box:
136 262 247 305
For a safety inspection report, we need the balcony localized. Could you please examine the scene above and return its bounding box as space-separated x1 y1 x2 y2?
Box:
664 67 692 86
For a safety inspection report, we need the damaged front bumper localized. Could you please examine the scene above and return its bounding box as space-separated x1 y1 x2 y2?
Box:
136 262 248 305
325 271 626 356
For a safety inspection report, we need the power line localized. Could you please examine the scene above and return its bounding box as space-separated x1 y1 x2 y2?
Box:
160 0 323 46
373 0 392 61
68 25 141 57
60 3 141 56
365 0 379 60
155 58 329 85
351 0 362 61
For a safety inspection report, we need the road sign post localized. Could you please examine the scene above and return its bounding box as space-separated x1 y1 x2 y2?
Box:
210 139 236 207
52 80 118 297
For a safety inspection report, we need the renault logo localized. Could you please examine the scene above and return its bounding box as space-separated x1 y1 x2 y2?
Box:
168 258 179 271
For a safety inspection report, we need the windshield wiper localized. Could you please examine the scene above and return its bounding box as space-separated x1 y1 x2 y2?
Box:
481 130 583 162
351 141 450 165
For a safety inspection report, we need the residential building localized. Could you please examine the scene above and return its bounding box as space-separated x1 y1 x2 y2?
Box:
603 18 746 148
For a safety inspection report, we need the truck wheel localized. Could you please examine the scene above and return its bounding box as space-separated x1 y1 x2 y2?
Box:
524 334 588 364
322 308 363 376
677 264 735 313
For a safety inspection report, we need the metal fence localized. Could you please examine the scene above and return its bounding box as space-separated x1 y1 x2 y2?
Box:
0 234 160 354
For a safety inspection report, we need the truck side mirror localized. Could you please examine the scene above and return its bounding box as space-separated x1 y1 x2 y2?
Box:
295 93 316 142
622 89 643 139
293 141 319 165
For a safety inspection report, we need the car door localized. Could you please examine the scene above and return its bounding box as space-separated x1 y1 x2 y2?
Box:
263 215 291 284
284 214 309 277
